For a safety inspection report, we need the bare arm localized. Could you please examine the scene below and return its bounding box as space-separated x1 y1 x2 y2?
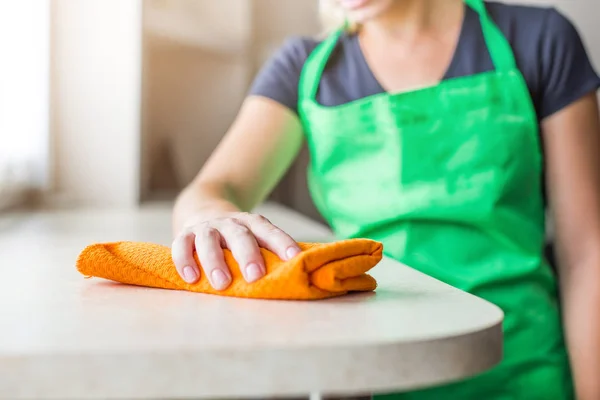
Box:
171 96 304 289
543 91 600 400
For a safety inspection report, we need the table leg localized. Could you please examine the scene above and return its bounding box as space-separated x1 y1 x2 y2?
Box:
310 393 323 400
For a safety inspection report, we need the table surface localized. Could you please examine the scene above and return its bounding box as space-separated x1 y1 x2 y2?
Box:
0 202 503 399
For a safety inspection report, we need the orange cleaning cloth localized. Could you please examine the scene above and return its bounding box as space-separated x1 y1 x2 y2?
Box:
76 239 382 300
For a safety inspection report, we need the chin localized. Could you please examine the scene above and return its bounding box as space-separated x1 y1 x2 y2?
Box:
338 0 395 23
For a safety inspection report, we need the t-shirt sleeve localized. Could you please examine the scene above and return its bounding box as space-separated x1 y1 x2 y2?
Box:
538 8 600 119
247 37 316 115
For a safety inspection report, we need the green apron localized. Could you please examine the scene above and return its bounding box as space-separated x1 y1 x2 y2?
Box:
297 0 574 398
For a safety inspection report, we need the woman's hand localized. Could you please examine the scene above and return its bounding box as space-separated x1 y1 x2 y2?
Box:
171 212 302 290
170 96 305 290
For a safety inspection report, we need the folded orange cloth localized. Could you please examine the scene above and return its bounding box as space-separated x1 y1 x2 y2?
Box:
76 239 382 300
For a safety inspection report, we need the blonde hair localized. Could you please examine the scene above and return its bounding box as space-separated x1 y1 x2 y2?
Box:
318 0 359 34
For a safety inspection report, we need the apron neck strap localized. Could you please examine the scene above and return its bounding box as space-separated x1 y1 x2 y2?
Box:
299 0 517 102
464 0 516 71
299 29 344 101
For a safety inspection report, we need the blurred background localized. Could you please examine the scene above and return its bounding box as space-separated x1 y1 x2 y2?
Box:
1 0 599 222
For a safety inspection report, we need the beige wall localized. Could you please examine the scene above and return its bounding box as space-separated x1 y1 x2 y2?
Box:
141 0 320 200
250 0 320 66
141 0 253 199
48 0 320 207
50 0 142 208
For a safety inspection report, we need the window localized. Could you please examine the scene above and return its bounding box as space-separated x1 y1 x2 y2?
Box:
0 1 50 209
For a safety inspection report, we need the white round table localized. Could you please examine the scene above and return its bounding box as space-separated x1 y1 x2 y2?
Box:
0 202 503 399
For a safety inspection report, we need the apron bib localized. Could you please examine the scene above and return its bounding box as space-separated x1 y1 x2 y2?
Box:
297 0 574 398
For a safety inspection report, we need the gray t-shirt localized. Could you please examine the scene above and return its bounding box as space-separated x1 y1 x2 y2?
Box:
249 2 600 122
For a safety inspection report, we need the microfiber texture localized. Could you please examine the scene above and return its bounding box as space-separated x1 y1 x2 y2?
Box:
76 239 382 300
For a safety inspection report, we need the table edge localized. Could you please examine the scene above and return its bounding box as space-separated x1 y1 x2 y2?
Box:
0 320 503 399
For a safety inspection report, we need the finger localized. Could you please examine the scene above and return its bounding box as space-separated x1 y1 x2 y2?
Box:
242 214 302 261
195 226 232 290
218 221 265 283
171 231 201 284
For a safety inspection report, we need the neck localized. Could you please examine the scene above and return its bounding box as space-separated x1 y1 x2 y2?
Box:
360 0 464 40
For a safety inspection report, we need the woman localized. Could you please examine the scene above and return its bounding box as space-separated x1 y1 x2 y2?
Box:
171 0 600 398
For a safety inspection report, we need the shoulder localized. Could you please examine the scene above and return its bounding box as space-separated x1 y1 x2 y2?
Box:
247 36 324 114
248 33 361 114
265 35 323 74
256 32 357 81
485 1 585 54
485 1 600 119
485 1 564 26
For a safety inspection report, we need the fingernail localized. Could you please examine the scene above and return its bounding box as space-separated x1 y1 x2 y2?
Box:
245 263 263 282
182 266 198 283
211 269 231 290
286 246 301 260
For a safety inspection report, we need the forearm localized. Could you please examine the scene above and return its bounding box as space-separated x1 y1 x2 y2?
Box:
561 260 600 400
172 181 242 236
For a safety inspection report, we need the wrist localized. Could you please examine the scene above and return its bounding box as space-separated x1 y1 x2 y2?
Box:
173 194 241 236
